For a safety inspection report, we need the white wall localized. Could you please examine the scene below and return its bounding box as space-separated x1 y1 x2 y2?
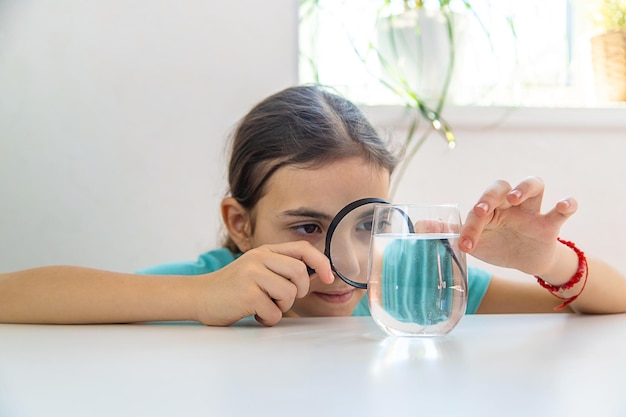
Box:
0 0 298 272
1 1 625 279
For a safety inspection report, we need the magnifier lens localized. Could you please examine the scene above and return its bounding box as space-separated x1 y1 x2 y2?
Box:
327 202 379 288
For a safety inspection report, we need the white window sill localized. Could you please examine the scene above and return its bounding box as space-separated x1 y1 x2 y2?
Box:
364 104 626 131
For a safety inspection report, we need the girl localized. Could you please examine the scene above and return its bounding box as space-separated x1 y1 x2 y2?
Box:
1 85 625 326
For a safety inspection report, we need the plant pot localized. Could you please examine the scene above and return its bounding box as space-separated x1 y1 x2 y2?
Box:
590 30 626 102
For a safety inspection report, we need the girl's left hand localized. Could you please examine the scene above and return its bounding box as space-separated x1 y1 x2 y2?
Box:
459 176 578 276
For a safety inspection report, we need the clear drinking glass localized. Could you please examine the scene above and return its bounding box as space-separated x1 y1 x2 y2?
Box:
367 204 468 336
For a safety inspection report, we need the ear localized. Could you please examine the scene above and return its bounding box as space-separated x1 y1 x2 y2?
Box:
221 197 253 252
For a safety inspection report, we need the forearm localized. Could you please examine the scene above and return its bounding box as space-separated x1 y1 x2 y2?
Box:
566 258 626 314
0 266 201 324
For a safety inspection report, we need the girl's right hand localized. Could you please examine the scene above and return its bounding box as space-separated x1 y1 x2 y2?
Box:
192 241 334 326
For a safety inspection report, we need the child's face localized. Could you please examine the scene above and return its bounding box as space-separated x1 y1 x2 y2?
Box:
248 156 390 317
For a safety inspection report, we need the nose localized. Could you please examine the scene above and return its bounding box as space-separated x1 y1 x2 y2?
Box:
329 230 368 283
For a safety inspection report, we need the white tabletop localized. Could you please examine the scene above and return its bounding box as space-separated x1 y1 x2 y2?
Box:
1 314 625 417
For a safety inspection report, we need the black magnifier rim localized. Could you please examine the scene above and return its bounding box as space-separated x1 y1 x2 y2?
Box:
324 197 389 289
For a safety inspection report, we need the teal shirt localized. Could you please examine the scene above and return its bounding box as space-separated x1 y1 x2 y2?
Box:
136 247 492 314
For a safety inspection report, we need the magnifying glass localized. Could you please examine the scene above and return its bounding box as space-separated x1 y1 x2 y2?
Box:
308 198 465 290
323 197 388 289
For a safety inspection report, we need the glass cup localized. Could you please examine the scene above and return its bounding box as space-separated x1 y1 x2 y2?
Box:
367 204 468 336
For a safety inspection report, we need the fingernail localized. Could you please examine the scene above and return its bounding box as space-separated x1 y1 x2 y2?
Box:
462 239 473 250
476 202 489 213
509 189 522 199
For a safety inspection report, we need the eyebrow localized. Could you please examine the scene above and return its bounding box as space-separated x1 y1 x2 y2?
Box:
278 208 334 222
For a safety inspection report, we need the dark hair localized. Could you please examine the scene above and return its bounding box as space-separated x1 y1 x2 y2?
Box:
224 84 400 253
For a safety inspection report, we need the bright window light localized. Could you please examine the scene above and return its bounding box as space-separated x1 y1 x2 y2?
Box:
299 0 624 109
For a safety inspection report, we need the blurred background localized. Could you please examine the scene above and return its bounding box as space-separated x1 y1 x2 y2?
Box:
1 0 624 280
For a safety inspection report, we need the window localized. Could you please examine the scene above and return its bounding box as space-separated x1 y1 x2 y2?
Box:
299 0 625 109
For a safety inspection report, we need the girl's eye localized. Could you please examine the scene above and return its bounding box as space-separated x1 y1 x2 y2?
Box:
294 224 322 235
356 220 373 232
357 219 390 234
374 220 392 233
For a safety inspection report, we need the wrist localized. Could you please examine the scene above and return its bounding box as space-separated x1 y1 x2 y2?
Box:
143 275 203 322
536 239 580 286
534 238 589 310
187 273 234 326
184 275 207 323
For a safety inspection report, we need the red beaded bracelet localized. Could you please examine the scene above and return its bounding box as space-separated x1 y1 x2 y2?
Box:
535 238 589 310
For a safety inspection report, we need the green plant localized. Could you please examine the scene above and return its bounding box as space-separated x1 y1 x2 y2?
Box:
372 1 463 197
300 1 515 197
593 0 626 32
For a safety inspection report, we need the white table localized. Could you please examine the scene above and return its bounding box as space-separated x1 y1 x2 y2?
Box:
1 314 625 417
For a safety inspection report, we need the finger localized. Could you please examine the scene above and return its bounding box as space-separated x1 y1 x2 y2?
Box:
254 274 300 312
414 219 458 234
237 246 311 299
459 212 482 253
506 176 545 211
544 197 578 226
240 263 301 322
460 180 513 252
261 254 311 299
253 299 284 327
268 241 334 284
235 279 294 326
473 179 514 219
